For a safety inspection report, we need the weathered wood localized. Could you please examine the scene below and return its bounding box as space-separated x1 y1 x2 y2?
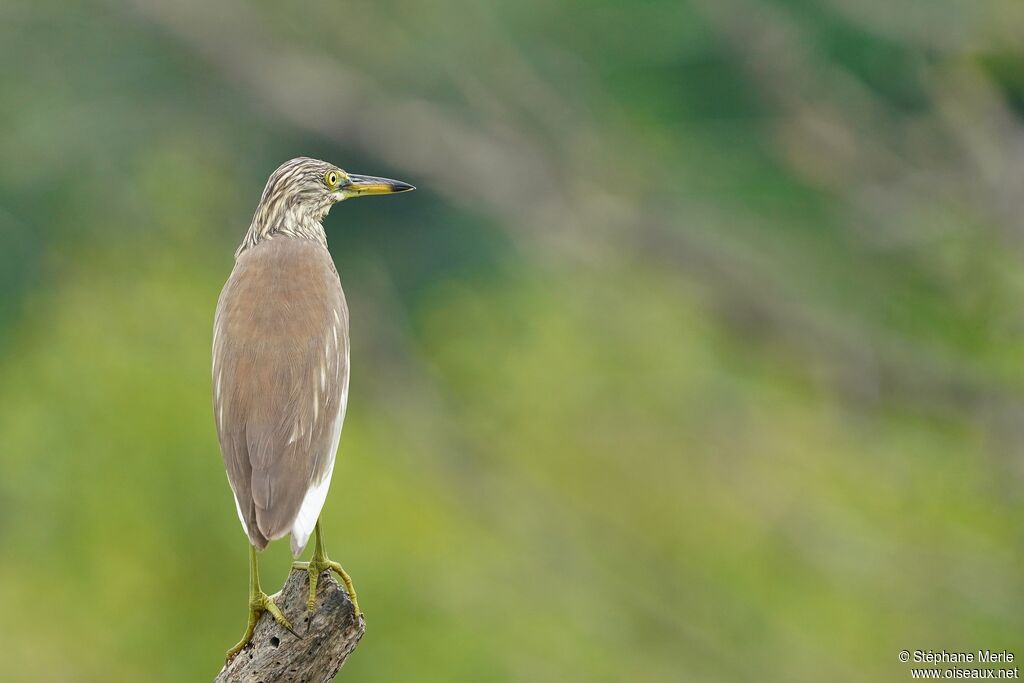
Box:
215 570 365 683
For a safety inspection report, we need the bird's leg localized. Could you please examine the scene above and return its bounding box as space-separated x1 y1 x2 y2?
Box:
225 544 297 661
292 519 361 617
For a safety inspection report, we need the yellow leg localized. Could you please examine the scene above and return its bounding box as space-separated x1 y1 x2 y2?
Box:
225 544 297 661
291 520 361 617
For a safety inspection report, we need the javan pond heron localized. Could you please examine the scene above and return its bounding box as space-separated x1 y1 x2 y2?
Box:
212 157 414 658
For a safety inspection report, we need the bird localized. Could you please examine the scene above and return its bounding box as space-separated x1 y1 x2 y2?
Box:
212 157 414 659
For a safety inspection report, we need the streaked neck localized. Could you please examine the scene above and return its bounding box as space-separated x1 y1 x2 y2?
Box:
237 202 329 257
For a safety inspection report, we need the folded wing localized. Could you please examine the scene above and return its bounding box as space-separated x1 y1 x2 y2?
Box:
213 239 349 555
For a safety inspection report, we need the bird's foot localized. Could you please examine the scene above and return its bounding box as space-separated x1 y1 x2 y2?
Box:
291 557 361 617
225 591 297 662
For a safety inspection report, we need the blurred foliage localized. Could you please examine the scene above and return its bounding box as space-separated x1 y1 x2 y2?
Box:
1 0 1023 681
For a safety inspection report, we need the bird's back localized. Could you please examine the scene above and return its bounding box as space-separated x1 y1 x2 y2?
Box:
213 238 349 554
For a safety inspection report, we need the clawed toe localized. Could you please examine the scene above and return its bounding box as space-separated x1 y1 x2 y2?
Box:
225 590 298 662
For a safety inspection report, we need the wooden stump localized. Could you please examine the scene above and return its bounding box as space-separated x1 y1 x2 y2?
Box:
215 570 365 682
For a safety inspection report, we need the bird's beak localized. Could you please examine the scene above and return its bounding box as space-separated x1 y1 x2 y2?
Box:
343 173 416 197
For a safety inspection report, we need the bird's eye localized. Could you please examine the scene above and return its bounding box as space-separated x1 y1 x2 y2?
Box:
325 171 340 188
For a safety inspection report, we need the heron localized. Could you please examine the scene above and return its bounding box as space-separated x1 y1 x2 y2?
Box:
213 157 414 659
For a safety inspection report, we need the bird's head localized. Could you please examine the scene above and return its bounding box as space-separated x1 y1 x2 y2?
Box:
244 157 414 250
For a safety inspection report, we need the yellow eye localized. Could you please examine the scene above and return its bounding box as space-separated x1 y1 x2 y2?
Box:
325 171 340 188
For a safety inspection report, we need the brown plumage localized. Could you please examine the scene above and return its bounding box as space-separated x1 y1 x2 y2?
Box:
214 238 348 553
213 157 412 556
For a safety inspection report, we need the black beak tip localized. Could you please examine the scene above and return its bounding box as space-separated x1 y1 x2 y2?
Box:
393 181 416 193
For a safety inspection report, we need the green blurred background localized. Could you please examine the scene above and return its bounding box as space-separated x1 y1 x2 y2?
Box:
1 0 1022 680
